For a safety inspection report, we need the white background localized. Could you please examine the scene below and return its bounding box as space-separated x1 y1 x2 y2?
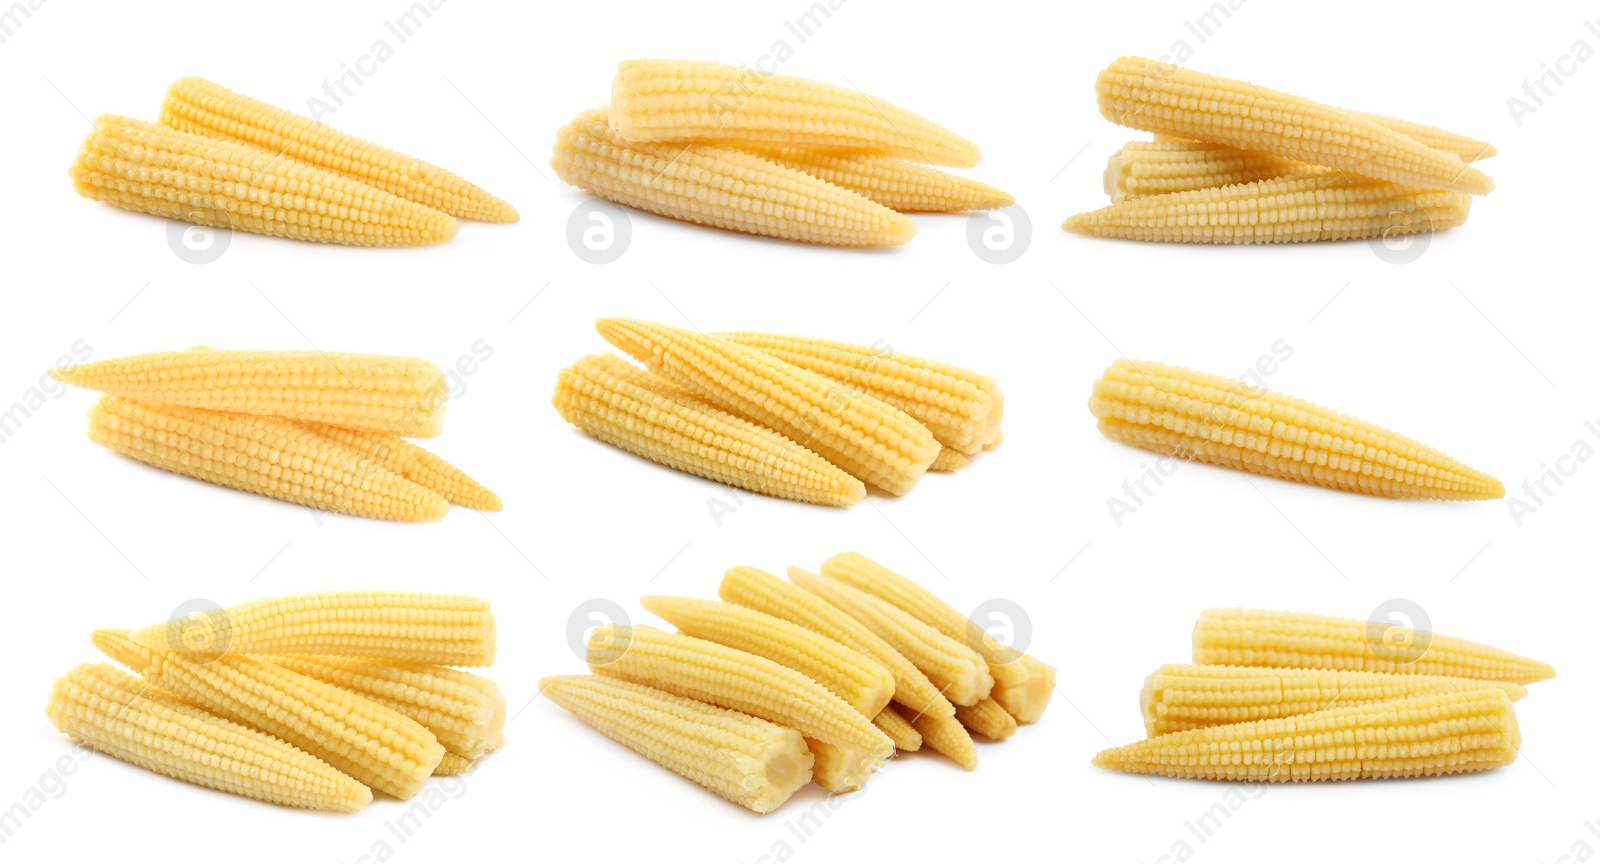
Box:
1 0 1595 861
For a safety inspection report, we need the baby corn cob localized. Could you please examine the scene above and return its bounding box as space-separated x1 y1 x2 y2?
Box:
1104 141 1318 202
1142 664 1529 737
929 448 969 472
806 739 886 793
71 115 459 246
909 710 978 771
553 354 864 507
611 59 981 167
541 675 812 814
301 423 502 511
716 332 1003 455
992 654 1057 724
86 397 449 522
1095 56 1494 195
587 624 893 755
597 319 939 496
130 590 495 668
46 662 372 812
873 705 922 752
955 698 1018 741
1095 689 1521 781
1089 359 1504 499
93 630 445 799
640 596 895 718
747 149 1011 212
433 752 475 776
1345 110 1496 162
552 108 916 247
1192 608 1554 685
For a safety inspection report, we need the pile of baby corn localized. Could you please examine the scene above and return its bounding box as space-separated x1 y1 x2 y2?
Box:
542 554 1055 813
1094 608 1552 780
51 348 501 521
552 319 1004 505
1064 57 1496 243
70 77 517 246
45 591 503 811
550 59 1011 247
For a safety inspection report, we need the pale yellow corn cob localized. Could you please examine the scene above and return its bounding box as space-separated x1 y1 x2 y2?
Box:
71 115 458 246
299 423 501 511
1095 689 1520 781
716 332 1003 455
1193 609 1554 684
1095 57 1494 195
1346 110 1496 161
542 675 811 814
130 590 495 668
992 654 1056 724
611 59 980 167
872 705 921 752
267 656 506 759
46 662 371 811
86 397 449 522
805 739 886 793
598 319 939 496
553 354 864 507
929 448 969 472
93 630 444 799
719 566 955 720
790 568 992 706
640 596 894 718
1142 664 1529 737
1089 359 1504 499
955 697 1017 741
1105 141 1319 202
552 108 916 247
587 623 892 755
162 77 519 222
908 709 978 770
433 751 475 776
746 149 1010 212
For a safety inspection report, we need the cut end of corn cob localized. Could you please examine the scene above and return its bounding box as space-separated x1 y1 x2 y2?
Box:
992 654 1056 724
806 738 890 794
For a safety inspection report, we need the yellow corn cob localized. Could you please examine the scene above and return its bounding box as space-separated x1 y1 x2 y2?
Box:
872 705 921 752
45 662 372 812
433 751 475 776
597 319 939 496
1089 359 1504 499
908 710 978 771
955 697 1017 741
929 448 969 472
541 674 812 814
746 149 1011 212
162 77 519 223
86 397 449 522
1142 663 1529 737
715 332 1003 455
1192 609 1554 684
130 590 495 668
552 108 916 247
1095 689 1520 781
611 59 981 167
1095 57 1494 195
587 623 893 755
300 423 501 511
71 115 458 246
992 654 1057 724
93 630 444 799
639 596 894 718
1346 110 1496 162
718 565 954 719
1104 141 1319 202
267 656 506 759
805 739 886 793
553 354 864 507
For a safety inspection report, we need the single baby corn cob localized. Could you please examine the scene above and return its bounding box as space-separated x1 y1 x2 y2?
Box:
267 656 506 759
130 590 495 667
716 332 1003 455
162 77 519 223
93 630 445 799
46 662 372 811
86 397 449 522
1094 689 1520 781
1346 110 1495 162
640 596 895 718
955 697 1018 741
611 59 981 167
747 149 1011 212
301 423 501 511
71 115 459 246
587 624 893 755
909 710 978 771
929 448 969 472
873 705 922 751
54 348 448 437
552 108 916 247
433 752 475 776
541 675 812 814
1192 608 1554 684
992 654 1057 724
718 566 955 719
597 319 939 496
1094 57 1494 195
1104 141 1319 202
553 354 864 507
1142 663 1529 737
1089 359 1504 499
806 739 886 793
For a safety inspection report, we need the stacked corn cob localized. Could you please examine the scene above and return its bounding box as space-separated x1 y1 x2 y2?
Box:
543 554 1054 813
1094 608 1551 781
44 591 504 810
1064 57 1495 243
70 77 516 246
550 60 1011 247
50 348 501 520
552 319 1004 505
